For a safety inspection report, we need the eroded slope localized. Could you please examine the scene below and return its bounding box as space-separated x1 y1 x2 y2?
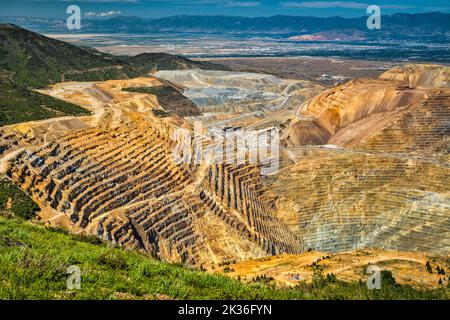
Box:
379 64 450 88
154 70 324 127
1 64 448 278
273 65 449 255
0 76 300 266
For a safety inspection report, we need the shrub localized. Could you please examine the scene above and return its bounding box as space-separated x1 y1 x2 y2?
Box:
0 180 38 219
426 261 433 273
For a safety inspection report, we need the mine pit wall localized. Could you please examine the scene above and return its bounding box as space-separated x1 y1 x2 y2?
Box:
379 64 450 88
352 90 450 156
278 70 450 255
266 149 449 254
2 113 302 266
4 67 447 265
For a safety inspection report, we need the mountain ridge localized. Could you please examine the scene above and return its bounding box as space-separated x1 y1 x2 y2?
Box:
124 52 231 73
0 23 142 87
1 12 449 40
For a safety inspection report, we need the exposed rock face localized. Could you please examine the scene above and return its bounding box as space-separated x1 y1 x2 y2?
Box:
284 79 431 148
0 77 301 266
379 64 450 88
124 52 231 73
265 148 449 254
123 85 201 117
284 65 450 155
155 70 324 117
276 64 450 254
1 64 448 268
224 249 450 289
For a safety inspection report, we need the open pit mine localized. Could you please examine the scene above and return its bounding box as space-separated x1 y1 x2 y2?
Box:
0 64 449 287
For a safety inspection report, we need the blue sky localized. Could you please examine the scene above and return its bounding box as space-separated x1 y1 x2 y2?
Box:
0 1 449 18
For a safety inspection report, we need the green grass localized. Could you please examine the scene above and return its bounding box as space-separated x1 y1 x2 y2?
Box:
0 213 449 300
124 86 169 96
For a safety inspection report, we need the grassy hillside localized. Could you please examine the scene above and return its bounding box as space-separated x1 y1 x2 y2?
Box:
0 24 142 88
0 201 448 299
124 53 231 73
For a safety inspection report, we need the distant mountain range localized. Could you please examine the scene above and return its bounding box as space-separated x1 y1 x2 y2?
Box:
1 13 450 41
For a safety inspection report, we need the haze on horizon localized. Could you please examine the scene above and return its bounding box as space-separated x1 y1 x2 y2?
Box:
0 0 449 19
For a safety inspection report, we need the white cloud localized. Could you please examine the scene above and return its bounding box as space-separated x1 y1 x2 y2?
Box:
226 1 261 7
281 1 414 10
382 4 416 9
281 1 367 9
84 11 123 17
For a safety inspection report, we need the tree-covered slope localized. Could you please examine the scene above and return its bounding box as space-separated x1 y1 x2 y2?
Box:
123 85 201 117
124 52 231 73
0 23 143 88
0 25 232 125
0 69 89 126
